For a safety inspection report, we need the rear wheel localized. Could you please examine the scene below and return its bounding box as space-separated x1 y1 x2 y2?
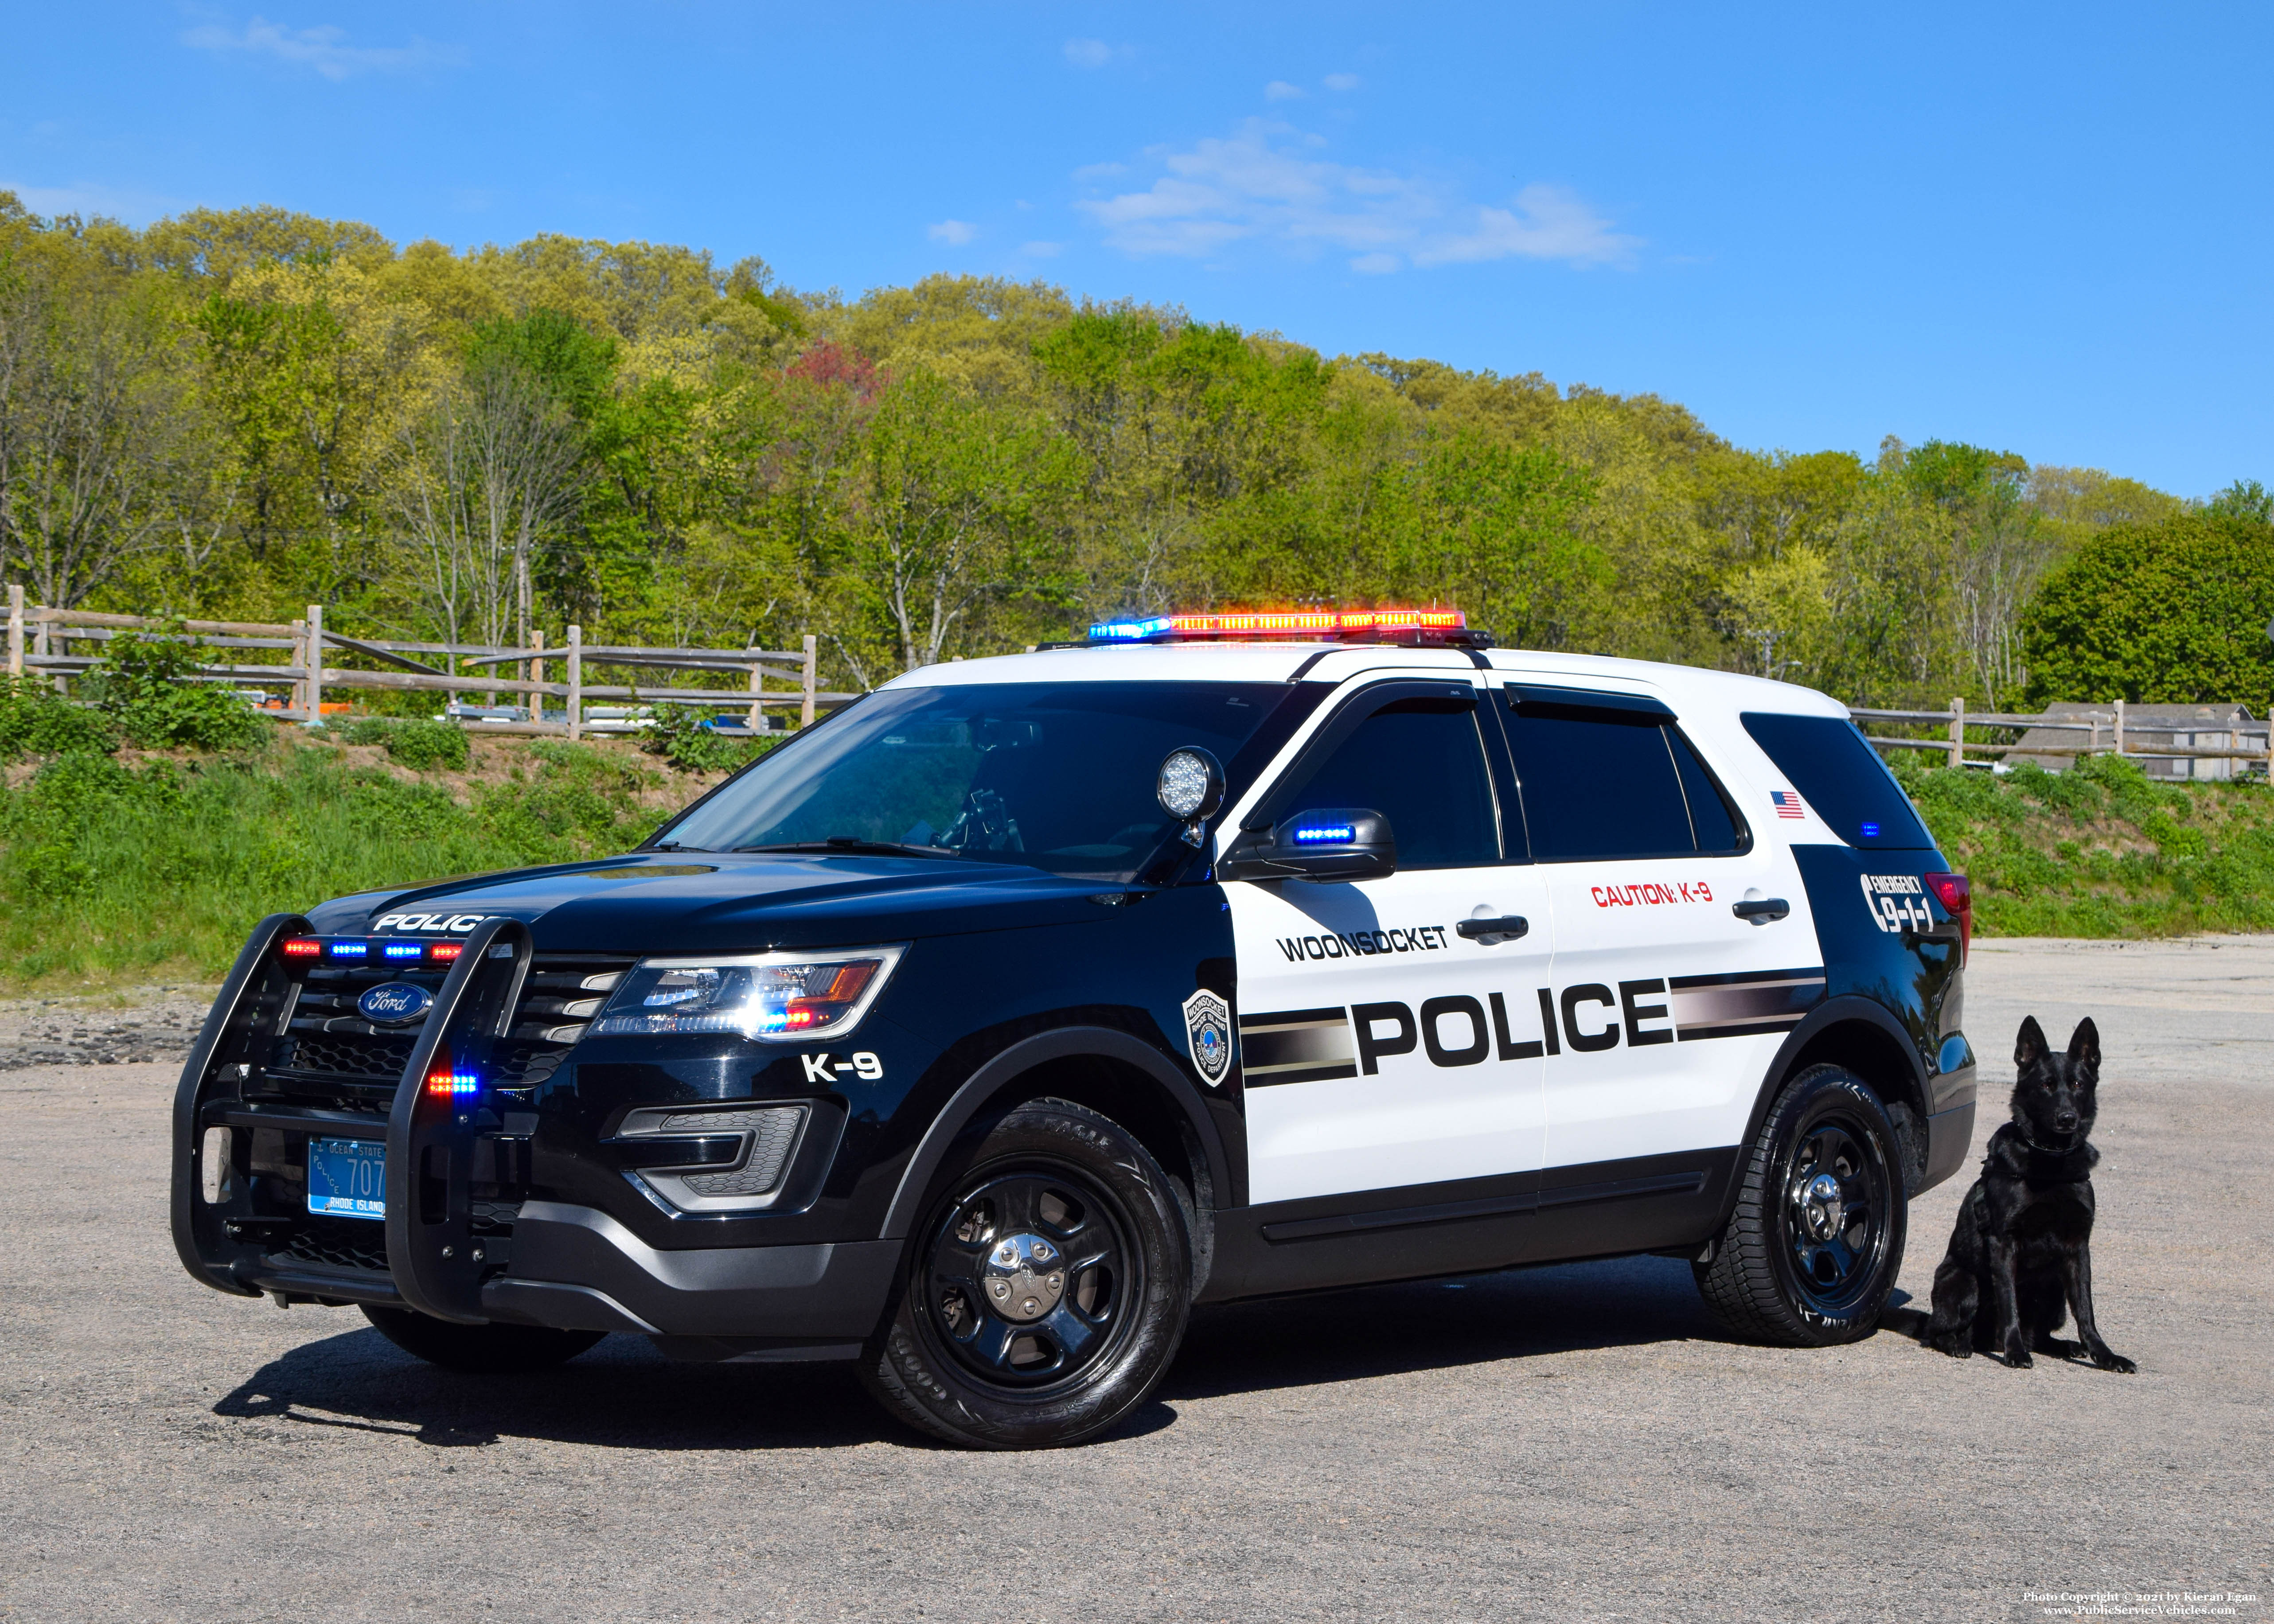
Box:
861 1098 1190 1450
1693 1064 1906 1346
361 1305 605 1373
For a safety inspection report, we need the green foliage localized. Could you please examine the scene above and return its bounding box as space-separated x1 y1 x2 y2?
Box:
341 716 471 770
2020 514 2274 708
1897 753 2274 937
0 678 117 758
80 633 264 750
0 739 671 984
639 706 782 775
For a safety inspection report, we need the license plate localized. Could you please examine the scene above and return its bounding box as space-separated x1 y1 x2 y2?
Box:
308 1137 386 1220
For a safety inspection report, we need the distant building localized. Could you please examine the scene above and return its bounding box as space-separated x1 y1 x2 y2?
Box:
2010 701 2265 779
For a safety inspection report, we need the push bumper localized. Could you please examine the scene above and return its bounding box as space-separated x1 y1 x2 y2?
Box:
479 1201 900 1344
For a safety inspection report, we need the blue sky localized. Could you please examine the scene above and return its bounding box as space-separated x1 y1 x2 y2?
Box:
5 3 2267 496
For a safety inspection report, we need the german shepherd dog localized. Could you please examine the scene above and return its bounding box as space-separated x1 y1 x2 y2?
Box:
1923 1016 2134 1371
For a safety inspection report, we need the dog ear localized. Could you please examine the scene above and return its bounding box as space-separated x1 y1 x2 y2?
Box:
2067 1016 2101 1073
2014 1015 2048 1068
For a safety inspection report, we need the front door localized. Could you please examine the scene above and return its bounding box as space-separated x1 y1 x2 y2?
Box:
1225 677 1553 1206
1493 683 1818 1174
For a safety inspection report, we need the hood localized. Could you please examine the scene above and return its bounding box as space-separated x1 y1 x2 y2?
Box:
303 851 1129 955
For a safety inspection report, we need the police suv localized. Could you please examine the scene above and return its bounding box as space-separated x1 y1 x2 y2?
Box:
172 609 1976 1449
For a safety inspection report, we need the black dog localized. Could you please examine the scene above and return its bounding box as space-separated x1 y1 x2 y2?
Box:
1923 1015 2134 1371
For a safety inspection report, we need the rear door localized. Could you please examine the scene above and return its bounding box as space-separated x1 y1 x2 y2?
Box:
1490 683 1819 1174
1225 676 1552 1206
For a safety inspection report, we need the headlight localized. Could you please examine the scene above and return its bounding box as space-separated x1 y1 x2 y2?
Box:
589 945 906 1041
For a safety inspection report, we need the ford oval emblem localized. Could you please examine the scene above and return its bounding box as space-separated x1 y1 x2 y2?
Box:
358 981 435 1026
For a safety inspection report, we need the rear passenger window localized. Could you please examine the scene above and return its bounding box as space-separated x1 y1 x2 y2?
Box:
1740 712 1936 851
1503 704 1750 861
1277 698 1501 868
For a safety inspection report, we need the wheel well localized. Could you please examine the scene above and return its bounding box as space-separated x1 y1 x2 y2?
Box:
1779 1019 1931 1192
963 1053 1217 1294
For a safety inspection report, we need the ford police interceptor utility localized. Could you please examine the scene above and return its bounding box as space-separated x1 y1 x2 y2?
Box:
172 608 1976 1449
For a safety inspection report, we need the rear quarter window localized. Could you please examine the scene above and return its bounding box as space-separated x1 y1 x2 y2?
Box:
1739 712 1938 851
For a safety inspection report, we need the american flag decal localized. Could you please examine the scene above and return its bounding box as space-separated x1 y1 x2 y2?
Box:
1770 790 1806 819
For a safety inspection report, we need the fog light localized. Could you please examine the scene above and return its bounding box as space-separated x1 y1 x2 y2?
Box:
200 1126 231 1203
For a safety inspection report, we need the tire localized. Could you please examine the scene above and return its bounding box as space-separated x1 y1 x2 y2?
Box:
360 1305 605 1373
1693 1064 1907 1346
860 1097 1191 1450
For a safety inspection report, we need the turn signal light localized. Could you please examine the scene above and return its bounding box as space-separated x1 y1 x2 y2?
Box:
1923 872 1972 963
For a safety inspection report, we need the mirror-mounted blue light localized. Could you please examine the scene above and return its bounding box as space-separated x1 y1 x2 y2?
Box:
1292 823 1357 844
1860 821 1881 838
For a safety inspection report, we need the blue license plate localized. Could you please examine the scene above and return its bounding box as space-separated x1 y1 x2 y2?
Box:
308 1137 386 1220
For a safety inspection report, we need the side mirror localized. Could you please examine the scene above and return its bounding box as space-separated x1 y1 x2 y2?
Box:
1217 807 1397 884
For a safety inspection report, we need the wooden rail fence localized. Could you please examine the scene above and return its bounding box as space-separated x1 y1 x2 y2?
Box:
1852 698 2273 775
4 588 857 740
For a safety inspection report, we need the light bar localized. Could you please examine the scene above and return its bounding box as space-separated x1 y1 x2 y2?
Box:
327 940 367 958
425 1068 479 1098
382 941 425 960
1088 607 1468 644
280 938 322 959
1292 823 1357 844
429 942 464 962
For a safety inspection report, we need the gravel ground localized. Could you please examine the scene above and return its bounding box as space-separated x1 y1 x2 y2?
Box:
1 939 2268 1623
0 988 211 1071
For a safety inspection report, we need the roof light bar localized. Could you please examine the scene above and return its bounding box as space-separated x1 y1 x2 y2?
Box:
1085 608 1482 647
382 941 425 960
280 937 322 959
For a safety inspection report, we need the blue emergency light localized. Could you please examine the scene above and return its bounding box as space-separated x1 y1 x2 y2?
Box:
1860 821 1881 838
1293 823 1357 844
382 941 424 959
328 940 367 958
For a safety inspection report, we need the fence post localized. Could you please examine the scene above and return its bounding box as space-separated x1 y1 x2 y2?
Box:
2114 698 2126 758
801 634 817 728
529 629 545 726
746 647 764 732
1948 697 1965 769
6 584 20 678
566 625 582 741
305 603 325 727
290 618 308 719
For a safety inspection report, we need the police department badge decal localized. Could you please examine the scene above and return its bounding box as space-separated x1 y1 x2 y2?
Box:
1182 989 1233 1087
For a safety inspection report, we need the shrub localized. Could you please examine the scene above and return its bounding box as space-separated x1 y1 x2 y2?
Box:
0 677 117 759
81 632 265 751
339 715 472 771
640 704 780 775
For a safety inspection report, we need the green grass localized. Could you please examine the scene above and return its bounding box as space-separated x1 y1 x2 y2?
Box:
1896 752 2274 937
0 733 689 988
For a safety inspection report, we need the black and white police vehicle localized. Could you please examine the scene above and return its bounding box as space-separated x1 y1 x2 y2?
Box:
173 608 1976 1449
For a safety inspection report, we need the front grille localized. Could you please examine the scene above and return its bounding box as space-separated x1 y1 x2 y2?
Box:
260 951 634 1101
270 1219 389 1273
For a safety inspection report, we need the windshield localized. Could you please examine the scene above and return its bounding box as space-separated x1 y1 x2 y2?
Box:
658 681 1293 880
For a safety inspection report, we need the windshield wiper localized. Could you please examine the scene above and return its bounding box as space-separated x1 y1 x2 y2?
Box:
734 837 959 859
646 841 711 853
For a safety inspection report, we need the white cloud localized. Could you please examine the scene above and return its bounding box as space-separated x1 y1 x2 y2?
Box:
1264 80 1303 101
928 219 976 245
1019 241 1063 258
1323 72 1361 91
1074 119 1641 270
1411 183 1640 269
182 15 462 80
1064 38 1112 68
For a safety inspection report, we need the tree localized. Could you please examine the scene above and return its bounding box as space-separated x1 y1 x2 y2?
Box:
2020 514 2274 709
0 253 181 606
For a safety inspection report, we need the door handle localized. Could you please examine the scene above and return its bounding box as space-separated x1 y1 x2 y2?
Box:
1732 898 1790 923
1456 915 1529 942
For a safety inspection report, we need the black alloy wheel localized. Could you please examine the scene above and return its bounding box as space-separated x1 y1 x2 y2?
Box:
1694 1064 1907 1346
862 1098 1191 1449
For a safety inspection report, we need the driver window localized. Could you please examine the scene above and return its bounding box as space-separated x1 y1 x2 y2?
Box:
1276 697 1501 868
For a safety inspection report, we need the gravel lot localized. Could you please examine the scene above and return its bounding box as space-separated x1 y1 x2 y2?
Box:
2 939 2268 1622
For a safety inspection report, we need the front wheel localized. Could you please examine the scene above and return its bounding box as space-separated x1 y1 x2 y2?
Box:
1693 1064 1907 1346
361 1305 605 1372
861 1098 1191 1449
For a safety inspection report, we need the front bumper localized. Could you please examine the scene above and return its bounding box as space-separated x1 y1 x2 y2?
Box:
479 1203 897 1345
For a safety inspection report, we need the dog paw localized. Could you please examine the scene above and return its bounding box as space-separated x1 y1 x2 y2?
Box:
1925 1336 1972 1359
2002 1347 2034 1369
2091 1349 2137 1374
